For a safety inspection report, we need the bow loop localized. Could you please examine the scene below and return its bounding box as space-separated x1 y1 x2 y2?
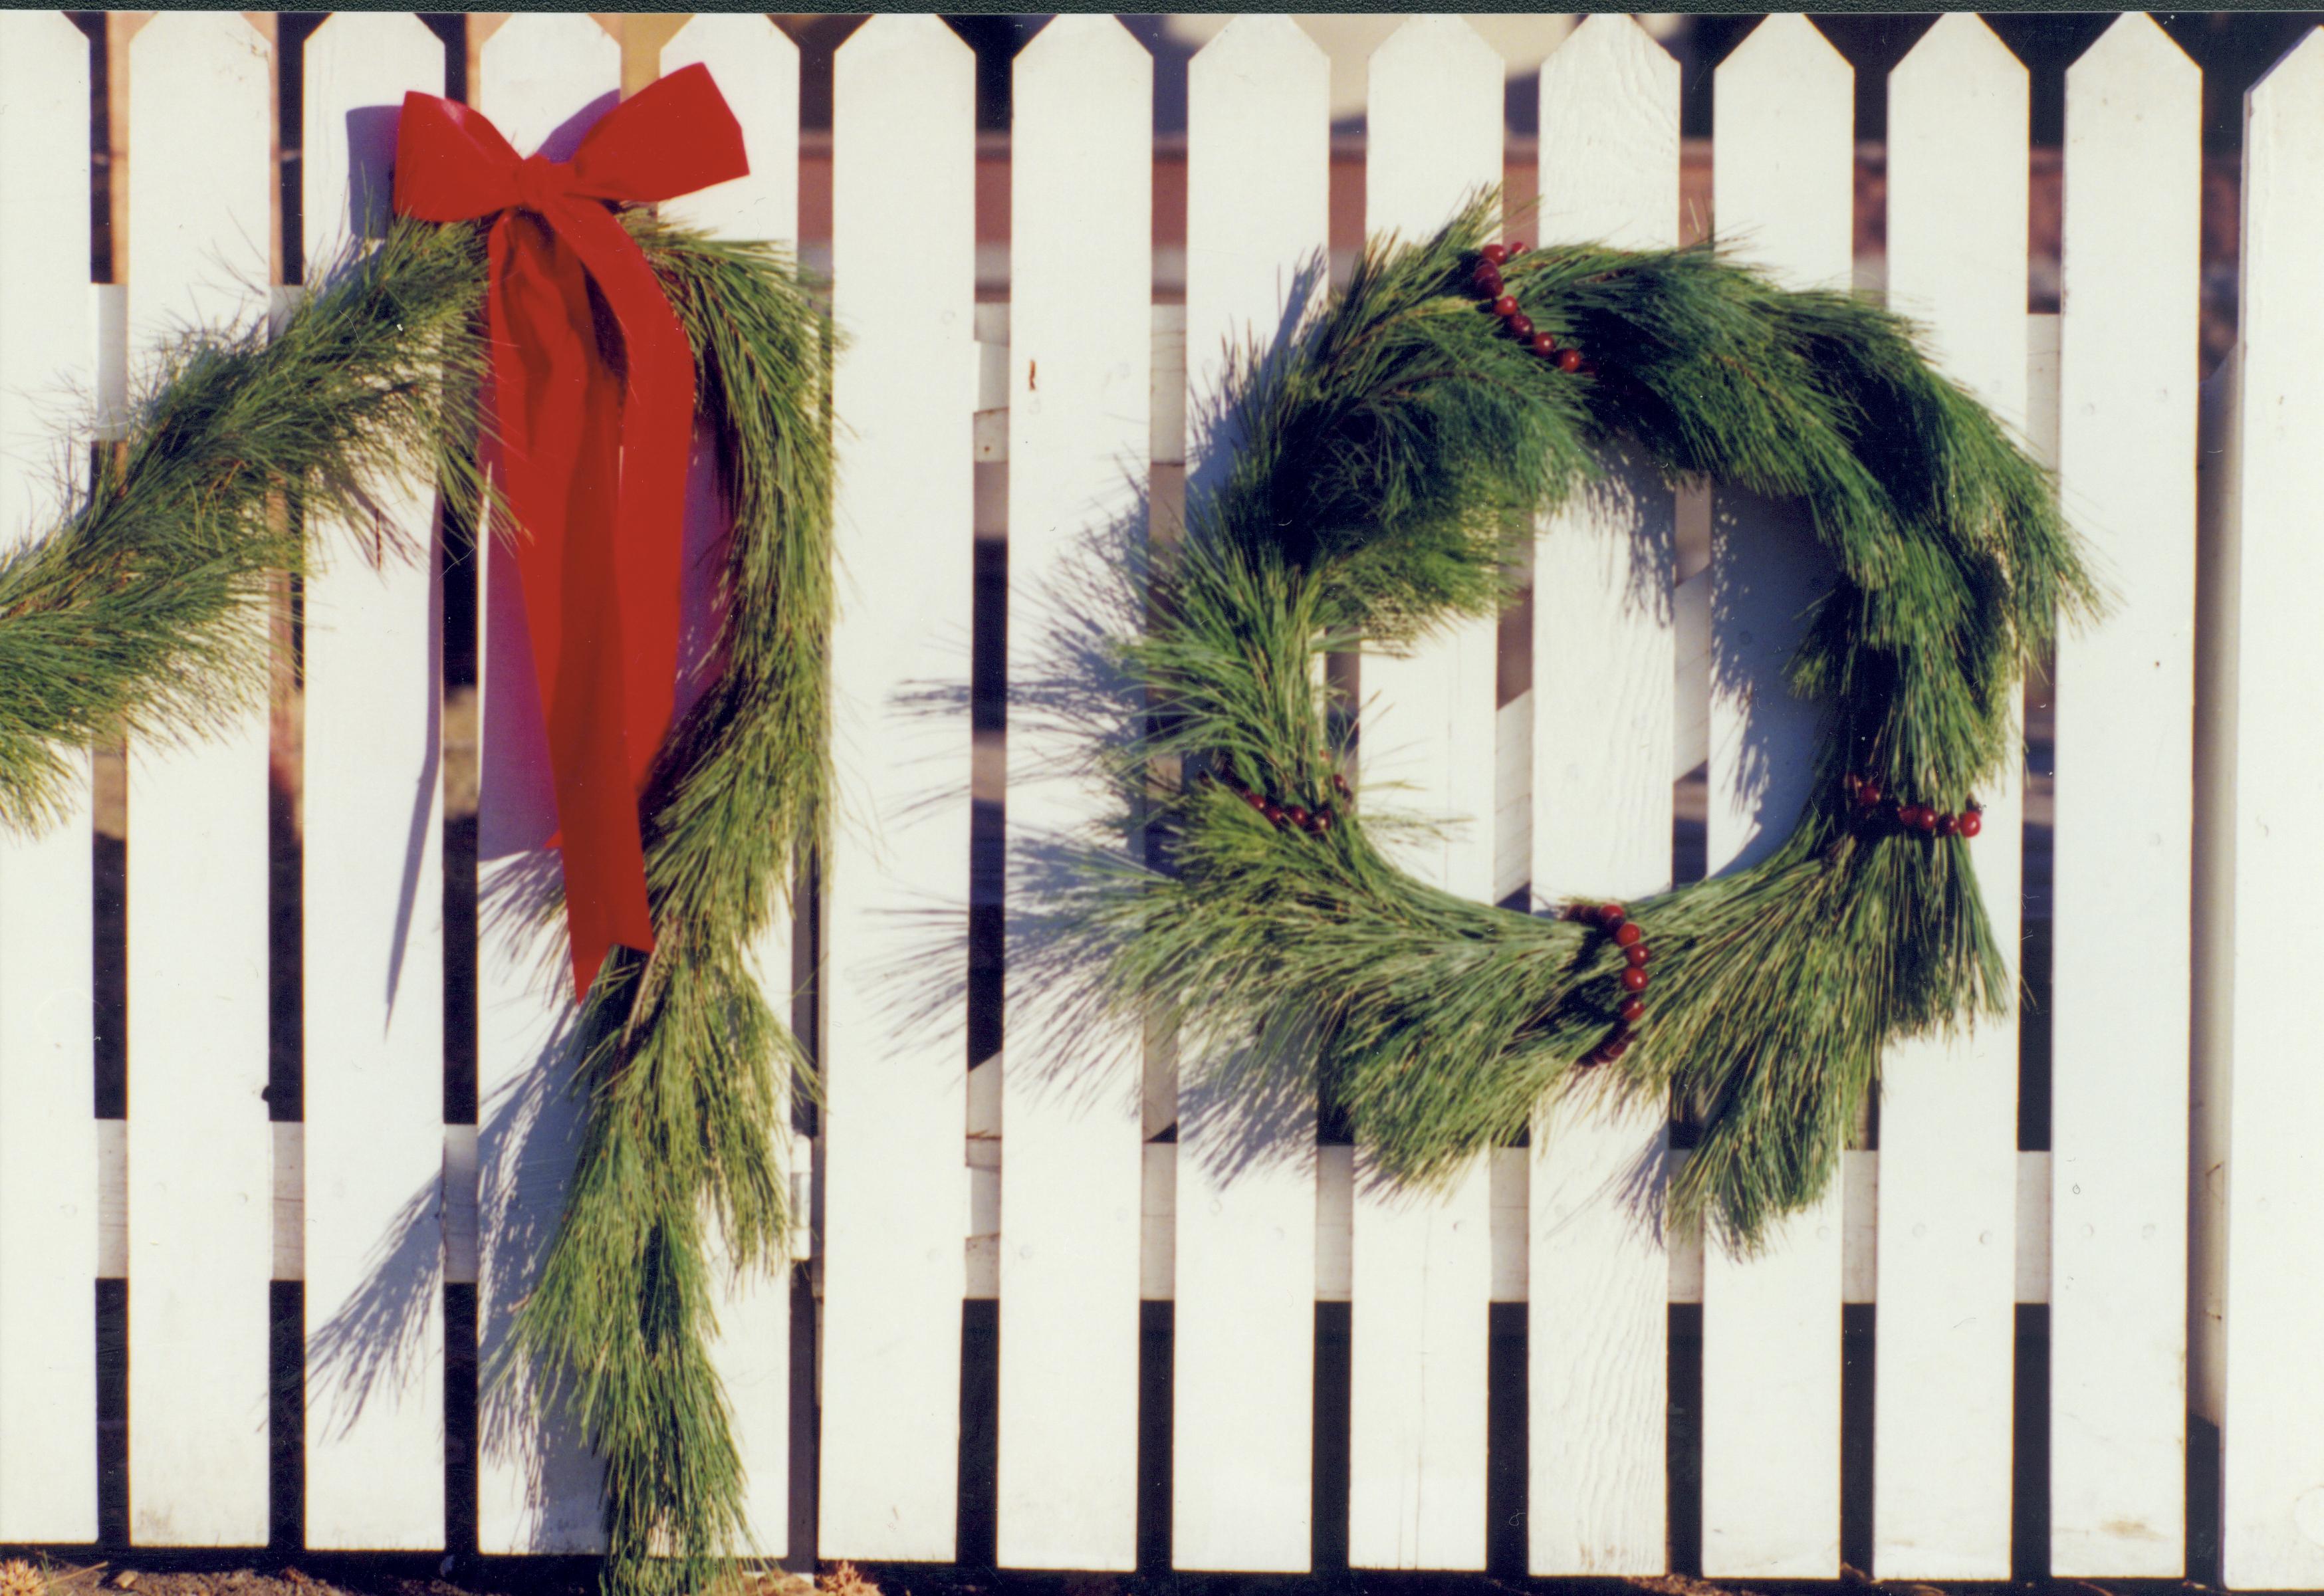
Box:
393 68 750 998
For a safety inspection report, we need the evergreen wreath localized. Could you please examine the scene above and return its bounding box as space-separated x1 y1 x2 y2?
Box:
0 211 832 1594
1025 197 2099 1247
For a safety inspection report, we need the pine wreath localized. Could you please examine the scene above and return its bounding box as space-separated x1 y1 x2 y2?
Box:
1023 196 2099 1247
0 203 831 1592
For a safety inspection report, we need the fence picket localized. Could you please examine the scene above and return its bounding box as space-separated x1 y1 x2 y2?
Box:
820 13 976 1561
1701 15 1851 1579
1524 15 1678 1577
1175 15 1328 1573
1873 19 2029 1577
657 15 803 1555
122 11 276 1546
998 15 1151 1572
2051 15 2199 1575
0 9 96 1545
2210 28 2324 1589
298 12 449 1552
472 13 621 1554
1343 16 1501 1573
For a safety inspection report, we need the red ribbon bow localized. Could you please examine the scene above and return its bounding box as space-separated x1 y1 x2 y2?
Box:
393 65 748 998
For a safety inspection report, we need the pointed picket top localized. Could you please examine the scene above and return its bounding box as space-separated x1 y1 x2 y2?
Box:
479 13 620 156
1888 8 2026 420
840 11 975 80
131 11 269 78
1372 13 1501 86
2069 9 2196 96
1894 12 2024 98
1709 13 1851 291
1722 11 1847 82
1367 15 1501 241
1538 15 1677 249
1020 11 1149 75
660 15 799 244
2249 24 2324 130
1544 15 1678 108
302 14 445 260
1193 13 1328 94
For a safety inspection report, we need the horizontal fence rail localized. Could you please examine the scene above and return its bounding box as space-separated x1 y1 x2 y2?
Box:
0 8 2310 1587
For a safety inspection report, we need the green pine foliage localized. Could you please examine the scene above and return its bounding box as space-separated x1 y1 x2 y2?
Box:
507 214 834 1596
1030 195 2097 1249
0 219 489 828
0 212 831 1596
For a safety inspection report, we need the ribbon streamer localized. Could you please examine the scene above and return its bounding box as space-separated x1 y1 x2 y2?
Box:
394 65 749 997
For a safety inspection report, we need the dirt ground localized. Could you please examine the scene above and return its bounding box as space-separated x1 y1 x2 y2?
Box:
0 1552 2232 1596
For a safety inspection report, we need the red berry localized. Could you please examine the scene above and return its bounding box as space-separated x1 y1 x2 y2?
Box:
1284 806 1310 830
1556 347 1583 373
1613 922 1642 948
1899 804 1932 831
1934 813 1958 837
1595 903 1627 929
1620 999 1645 1024
1507 312 1535 338
1480 243 1509 267
1958 808 1984 838
1507 239 1528 257
1859 778 1883 806
1625 945 1649 969
1621 968 1649 994
1472 264 1503 297
1261 800 1285 824
1530 332 1558 358
1332 772 1351 798
1311 808 1334 835
1241 788 1268 814
1491 295 1518 318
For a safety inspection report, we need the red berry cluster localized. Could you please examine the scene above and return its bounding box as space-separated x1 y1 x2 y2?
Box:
1219 770 1350 838
1470 243 1595 376
1841 773 1984 839
1561 900 1651 1068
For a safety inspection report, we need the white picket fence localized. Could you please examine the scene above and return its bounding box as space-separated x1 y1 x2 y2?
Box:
0 7 2318 1587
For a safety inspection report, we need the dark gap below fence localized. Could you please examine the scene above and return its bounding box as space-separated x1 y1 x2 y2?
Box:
96 1278 126 1545
1312 1305 1350 1575
1841 1304 1874 1573
271 1282 304 1551
1667 1304 1701 1575
959 1302 1000 1569
1486 1303 1526 1578
2014 1304 2051 1582
447 1282 481 1565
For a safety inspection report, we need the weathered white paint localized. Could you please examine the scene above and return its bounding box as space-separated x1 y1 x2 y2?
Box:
1173 15 1328 1574
1526 14 1678 1578
0 8 98 1545
820 13 976 1562
298 11 449 1552
2212 27 2324 1591
1700 14 1851 1580
472 13 620 1555
996 13 1151 1573
123 11 276 1547
1874 17 2029 1579
1343 16 1500 1574
2050 14 2199 1577
659 16 805 1558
